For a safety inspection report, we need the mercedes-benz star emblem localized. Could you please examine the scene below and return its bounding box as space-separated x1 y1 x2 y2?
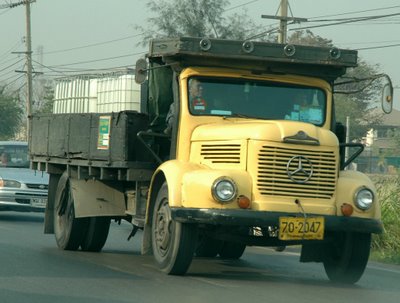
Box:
286 156 314 184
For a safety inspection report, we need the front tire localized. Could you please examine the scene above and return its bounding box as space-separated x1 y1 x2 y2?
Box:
54 172 88 250
151 183 198 275
323 232 371 284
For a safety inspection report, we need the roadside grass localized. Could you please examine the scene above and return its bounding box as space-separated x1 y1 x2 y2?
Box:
370 175 400 264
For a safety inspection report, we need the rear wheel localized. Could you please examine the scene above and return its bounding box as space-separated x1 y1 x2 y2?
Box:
54 172 88 250
219 241 246 259
80 217 111 252
151 182 198 275
323 232 371 284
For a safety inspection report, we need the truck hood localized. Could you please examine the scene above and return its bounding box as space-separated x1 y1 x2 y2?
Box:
191 120 338 146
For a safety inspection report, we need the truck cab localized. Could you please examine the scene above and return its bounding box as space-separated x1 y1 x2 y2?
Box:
141 37 388 282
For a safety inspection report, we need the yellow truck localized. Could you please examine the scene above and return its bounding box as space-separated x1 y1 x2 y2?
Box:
30 37 393 284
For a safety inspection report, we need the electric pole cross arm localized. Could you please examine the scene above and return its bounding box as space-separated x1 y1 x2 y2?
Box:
0 0 35 9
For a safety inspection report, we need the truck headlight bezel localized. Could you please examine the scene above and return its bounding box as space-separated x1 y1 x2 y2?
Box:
211 177 238 203
354 187 374 210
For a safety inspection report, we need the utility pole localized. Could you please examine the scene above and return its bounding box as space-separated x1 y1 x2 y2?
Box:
261 0 307 44
2 0 35 140
25 0 33 135
278 0 288 44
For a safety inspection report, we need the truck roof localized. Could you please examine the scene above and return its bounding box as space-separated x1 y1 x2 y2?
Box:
148 37 358 81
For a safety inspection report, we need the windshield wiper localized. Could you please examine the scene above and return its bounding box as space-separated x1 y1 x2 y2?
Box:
226 113 265 120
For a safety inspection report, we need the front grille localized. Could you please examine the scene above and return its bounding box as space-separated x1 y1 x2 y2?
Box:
200 144 241 164
26 183 48 190
257 146 337 199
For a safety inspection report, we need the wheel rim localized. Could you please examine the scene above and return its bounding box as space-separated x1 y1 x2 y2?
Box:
154 199 173 258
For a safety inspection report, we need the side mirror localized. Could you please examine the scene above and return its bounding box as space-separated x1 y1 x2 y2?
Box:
135 58 148 84
381 75 393 114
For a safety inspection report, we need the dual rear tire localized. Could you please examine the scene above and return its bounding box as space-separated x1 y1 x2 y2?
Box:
53 172 110 252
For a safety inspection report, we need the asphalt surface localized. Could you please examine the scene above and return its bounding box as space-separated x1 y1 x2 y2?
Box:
1 211 399 303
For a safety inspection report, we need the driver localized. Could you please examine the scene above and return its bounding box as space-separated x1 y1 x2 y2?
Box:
189 78 207 112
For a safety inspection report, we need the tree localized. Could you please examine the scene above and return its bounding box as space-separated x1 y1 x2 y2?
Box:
288 29 333 47
139 1 385 141
333 60 384 141
0 87 23 140
384 128 400 156
138 0 258 42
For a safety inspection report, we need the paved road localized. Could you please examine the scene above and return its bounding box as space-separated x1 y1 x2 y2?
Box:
1 212 399 303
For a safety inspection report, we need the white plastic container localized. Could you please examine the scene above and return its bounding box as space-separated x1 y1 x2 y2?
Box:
97 74 140 113
53 72 140 114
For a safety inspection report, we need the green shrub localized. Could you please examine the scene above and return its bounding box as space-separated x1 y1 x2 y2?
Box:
371 175 400 263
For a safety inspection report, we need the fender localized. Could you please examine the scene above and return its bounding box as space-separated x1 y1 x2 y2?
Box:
142 160 204 255
149 160 252 208
141 159 252 255
148 160 206 209
336 170 380 219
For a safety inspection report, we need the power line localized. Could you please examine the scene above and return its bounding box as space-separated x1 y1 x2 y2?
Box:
338 39 400 46
1 73 25 90
225 0 260 12
0 55 24 69
42 32 147 55
0 40 24 62
31 59 68 77
32 60 135 77
0 59 24 77
253 5 400 42
0 58 24 74
289 12 400 32
308 5 400 20
356 43 400 51
0 72 22 85
45 51 146 68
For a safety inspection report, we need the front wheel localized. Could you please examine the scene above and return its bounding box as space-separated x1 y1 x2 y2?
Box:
323 232 371 284
151 183 198 275
53 172 88 250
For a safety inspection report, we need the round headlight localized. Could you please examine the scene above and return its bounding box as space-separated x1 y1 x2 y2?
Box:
211 177 237 203
354 188 374 210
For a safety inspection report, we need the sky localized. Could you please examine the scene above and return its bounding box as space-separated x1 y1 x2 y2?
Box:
0 0 399 110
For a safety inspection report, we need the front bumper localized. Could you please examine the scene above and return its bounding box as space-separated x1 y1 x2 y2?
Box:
0 189 47 213
171 208 383 234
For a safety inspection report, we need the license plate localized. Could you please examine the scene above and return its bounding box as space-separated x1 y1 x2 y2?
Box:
279 216 324 240
31 198 47 208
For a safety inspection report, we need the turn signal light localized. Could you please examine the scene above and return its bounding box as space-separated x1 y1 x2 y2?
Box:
237 195 250 209
341 203 354 217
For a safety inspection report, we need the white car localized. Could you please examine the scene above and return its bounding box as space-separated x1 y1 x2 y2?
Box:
0 141 48 212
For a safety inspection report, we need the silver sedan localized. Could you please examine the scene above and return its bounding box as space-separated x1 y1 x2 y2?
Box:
0 141 48 212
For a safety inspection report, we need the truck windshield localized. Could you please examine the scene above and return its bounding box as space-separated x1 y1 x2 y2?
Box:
188 77 326 125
